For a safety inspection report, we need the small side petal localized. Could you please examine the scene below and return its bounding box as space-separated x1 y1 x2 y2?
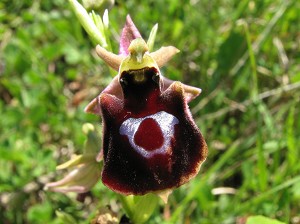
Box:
84 97 101 114
150 46 180 68
96 45 124 71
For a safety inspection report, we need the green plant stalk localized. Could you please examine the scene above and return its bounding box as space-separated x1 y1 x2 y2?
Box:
286 103 296 172
118 195 134 219
243 22 267 191
88 10 115 77
256 109 267 191
232 0 250 21
243 23 258 101
132 194 159 223
119 194 159 223
70 0 117 77
68 0 108 48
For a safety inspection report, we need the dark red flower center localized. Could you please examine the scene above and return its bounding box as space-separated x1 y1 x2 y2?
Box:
134 118 164 151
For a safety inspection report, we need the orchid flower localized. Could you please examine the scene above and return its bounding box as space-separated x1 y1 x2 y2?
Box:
85 15 208 198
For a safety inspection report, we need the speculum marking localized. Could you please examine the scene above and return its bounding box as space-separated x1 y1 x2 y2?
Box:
119 111 179 158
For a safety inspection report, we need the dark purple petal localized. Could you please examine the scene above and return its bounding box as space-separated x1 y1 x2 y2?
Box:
119 15 142 56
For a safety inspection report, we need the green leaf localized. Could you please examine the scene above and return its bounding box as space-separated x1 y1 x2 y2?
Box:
286 103 296 170
246 216 286 224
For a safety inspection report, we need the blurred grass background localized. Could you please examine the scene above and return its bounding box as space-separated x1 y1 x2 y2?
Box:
0 0 300 223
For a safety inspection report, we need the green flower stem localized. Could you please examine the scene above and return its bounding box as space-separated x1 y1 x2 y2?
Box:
243 22 258 102
118 195 134 219
102 9 112 51
68 0 108 48
69 0 116 76
119 194 159 223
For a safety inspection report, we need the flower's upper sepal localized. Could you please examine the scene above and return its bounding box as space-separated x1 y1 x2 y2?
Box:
119 15 142 56
85 35 208 196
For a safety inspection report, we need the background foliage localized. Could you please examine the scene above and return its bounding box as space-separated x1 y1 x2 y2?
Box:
1 0 299 223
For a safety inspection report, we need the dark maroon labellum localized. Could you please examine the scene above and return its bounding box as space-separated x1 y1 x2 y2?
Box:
86 66 208 195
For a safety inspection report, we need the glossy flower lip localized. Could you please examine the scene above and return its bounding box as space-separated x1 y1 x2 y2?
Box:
85 16 208 196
